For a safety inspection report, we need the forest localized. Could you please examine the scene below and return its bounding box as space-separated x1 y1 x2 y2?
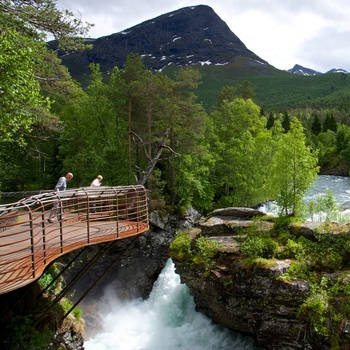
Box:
1 0 350 218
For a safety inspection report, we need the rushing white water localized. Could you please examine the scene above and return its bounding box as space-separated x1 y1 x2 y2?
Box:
260 175 350 220
303 175 350 208
84 259 260 350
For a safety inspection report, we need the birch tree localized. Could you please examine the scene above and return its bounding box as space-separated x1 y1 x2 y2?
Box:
270 117 319 216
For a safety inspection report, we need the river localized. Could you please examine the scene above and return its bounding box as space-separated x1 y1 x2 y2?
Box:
84 175 350 350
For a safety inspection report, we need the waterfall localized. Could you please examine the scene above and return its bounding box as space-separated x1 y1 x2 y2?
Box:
84 259 260 350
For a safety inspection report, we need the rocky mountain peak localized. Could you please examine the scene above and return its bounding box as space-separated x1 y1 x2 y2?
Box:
288 64 321 76
55 5 268 77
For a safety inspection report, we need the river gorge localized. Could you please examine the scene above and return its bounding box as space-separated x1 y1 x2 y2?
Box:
81 175 350 350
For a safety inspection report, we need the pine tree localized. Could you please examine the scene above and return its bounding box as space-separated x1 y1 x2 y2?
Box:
311 114 322 135
323 111 337 132
266 112 275 130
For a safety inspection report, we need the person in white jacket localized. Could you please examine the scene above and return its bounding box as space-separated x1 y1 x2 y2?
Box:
90 175 103 212
91 175 103 187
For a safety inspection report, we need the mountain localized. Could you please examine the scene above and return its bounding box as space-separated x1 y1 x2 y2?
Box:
288 64 348 76
326 68 348 74
51 5 270 79
288 64 321 76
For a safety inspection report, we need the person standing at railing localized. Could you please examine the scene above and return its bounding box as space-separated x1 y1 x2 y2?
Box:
48 172 73 223
91 175 103 187
90 175 103 213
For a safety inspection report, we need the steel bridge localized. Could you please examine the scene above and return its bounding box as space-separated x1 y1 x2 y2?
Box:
0 185 149 295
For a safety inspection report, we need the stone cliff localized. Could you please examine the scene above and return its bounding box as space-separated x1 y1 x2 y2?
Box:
170 208 350 350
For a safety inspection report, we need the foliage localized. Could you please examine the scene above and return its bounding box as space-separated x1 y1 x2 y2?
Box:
209 98 274 208
3 315 54 350
241 235 279 259
169 231 219 273
0 0 93 51
168 230 193 260
194 236 219 265
269 117 319 216
0 29 50 145
59 64 129 185
298 292 329 336
0 0 93 190
193 61 350 112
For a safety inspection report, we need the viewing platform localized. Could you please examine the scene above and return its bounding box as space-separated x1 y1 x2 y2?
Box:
0 185 149 295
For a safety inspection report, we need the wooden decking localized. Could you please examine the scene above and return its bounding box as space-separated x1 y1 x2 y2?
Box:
0 185 149 295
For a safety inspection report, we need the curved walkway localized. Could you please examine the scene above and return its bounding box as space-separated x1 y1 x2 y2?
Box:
0 185 149 295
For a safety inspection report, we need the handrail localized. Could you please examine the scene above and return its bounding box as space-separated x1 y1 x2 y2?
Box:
0 185 149 295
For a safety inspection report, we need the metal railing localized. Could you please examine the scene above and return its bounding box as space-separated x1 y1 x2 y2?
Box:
0 185 149 295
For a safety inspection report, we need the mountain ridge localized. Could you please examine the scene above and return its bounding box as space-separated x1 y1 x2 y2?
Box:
52 5 270 79
288 64 348 76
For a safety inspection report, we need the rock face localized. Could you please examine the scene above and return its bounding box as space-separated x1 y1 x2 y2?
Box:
171 208 350 350
175 253 311 350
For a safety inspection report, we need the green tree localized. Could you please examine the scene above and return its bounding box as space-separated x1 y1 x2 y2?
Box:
0 29 50 145
209 98 273 207
311 114 322 136
163 67 208 206
0 0 93 51
282 111 291 132
266 111 275 129
59 64 128 185
238 80 255 100
270 117 319 216
122 54 150 180
323 111 337 133
216 85 237 106
0 0 92 190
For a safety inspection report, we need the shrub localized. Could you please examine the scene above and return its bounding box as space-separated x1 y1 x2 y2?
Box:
194 236 219 264
169 230 192 260
298 294 329 336
284 238 307 259
241 235 278 259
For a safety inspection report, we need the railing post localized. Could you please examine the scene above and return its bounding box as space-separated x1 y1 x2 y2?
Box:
58 197 64 253
84 188 90 244
29 211 36 278
112 187 119 238
38 198 47 265
22 202 36 278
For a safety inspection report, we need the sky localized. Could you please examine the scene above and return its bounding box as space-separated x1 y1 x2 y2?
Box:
55 0 350 73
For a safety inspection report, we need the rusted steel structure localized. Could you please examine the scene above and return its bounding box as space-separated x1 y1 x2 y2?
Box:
0 185 149 295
